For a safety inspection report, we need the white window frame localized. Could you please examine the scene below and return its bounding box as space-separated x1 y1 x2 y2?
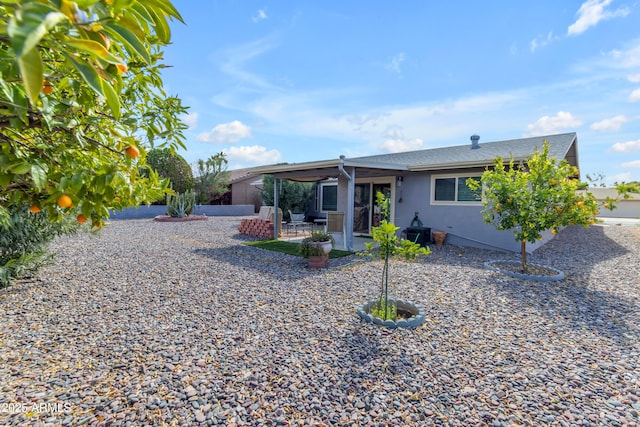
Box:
319 182 338 211
430 173 482 206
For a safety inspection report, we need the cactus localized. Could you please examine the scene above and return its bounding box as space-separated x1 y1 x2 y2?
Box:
166 190 195 218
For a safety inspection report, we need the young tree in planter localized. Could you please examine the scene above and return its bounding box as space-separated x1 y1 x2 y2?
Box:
467 141 624 273
362 192 431 320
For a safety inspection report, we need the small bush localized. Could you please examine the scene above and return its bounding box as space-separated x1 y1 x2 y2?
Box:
0 204 79 287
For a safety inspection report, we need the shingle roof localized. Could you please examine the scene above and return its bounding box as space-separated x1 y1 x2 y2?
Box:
250 132 578 176
350 132 577 170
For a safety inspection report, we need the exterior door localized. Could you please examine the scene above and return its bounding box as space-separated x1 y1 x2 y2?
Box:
371 184 391 227
353 184 370 233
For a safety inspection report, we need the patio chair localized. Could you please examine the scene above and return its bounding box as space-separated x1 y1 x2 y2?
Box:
288 210 307 235
327 211 346 249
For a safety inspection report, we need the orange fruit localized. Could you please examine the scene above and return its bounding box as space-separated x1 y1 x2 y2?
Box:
57 194 72 208
43 80 53 95
92 220 103 228
576 201 584 207
125 145 140 159
77 214 87 223
551 229 557 235
549 179 558 185
29 204 41 213
116 63 128 74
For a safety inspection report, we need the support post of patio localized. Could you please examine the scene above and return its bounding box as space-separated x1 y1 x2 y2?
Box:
273 177 279 240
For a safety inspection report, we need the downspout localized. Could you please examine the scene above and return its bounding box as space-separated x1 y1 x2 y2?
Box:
338 155 355 251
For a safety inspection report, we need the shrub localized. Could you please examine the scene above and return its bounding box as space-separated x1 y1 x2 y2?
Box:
166 191 195 218
146 148 194 197
0 204 79 288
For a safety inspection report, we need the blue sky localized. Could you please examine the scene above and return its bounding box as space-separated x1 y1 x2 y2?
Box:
161 1 640 185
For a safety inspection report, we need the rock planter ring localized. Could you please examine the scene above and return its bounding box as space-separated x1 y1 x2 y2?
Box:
357 298 426 329
484 260 565 282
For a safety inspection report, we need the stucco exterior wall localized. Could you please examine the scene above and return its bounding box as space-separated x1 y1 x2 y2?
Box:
395 172 552 253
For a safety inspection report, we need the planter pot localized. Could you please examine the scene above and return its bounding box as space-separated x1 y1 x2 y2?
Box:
308 254 328 268
432 231 447 246
357 298 425 329
312 240 333 254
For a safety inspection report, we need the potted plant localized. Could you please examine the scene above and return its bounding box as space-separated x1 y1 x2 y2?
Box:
299 230 334 268
358 192 431 328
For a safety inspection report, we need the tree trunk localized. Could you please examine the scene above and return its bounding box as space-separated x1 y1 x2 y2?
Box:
521 240 527 273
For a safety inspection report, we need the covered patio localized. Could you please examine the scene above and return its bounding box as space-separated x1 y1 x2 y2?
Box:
251 155 407 251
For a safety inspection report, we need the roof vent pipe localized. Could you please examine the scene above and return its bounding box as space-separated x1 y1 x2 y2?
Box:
470 134 480 149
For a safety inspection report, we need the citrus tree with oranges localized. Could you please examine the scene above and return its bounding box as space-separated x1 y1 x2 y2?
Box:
0 0 187 227
467 141 601 272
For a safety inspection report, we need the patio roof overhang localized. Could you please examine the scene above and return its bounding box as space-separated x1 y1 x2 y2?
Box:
250 157 409 181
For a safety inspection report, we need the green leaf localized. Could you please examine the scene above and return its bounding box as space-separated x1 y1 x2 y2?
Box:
30 164 47 190
70 174 84 192
8 161 31 174
101 79 121 119
63 52 104 97
102 22 151 64
139 3 170 43
63 38 124 64
8 4 67 57
17 48 43 105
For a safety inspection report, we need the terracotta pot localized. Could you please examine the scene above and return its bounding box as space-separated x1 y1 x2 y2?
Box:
432 231 447 246
308 254 328 268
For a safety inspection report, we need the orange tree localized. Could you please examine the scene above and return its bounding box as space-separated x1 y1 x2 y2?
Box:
467 141 601 272
0 0 187 227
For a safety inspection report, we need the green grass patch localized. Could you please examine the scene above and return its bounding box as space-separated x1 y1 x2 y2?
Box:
244 240 353 259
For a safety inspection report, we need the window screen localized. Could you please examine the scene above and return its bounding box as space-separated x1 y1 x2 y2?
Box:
434 178 456 201
321 185 337 211
457 177 481 201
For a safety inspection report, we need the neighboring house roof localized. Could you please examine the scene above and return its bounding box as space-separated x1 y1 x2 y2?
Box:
229 167 265 184
585 188 640 200
251 132 578 176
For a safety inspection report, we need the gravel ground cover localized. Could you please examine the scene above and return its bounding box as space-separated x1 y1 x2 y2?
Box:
0 217 639 426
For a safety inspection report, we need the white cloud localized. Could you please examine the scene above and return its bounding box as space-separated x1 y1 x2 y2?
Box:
629 88 640 102
197 120 252 144
525 111 583 136
385 53 406 76
590 115 629 131
530 32 558 52
610 172 633 183
379 127 423 153
181 112 198 130
621 160 640 168
628 73 640 83
568 0 629 36
612 139 640 152
252 9 267 23
226 145 281 165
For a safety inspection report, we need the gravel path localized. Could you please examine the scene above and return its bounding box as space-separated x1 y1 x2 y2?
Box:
1 218 639 426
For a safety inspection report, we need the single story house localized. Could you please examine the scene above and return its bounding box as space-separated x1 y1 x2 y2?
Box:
251 132 580 253
228 167 265 213
587 188 640 219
